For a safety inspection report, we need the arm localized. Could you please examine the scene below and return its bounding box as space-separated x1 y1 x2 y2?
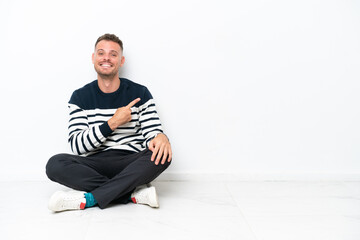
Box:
68 103 112 155
138 98 164 147
138 91 172 165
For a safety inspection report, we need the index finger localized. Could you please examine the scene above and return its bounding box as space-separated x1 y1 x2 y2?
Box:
127 98 141 108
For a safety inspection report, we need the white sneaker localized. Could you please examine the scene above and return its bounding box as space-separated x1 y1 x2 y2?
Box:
131 186 159 208
48 190 86 212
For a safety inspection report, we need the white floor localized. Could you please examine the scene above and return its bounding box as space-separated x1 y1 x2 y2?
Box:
0 180 359 240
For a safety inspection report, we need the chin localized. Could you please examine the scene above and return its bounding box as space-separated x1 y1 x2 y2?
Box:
98 72 118 79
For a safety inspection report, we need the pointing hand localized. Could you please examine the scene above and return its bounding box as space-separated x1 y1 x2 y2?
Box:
108 98 140 130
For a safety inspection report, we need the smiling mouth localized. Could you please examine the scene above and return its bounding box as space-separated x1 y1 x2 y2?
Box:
100 63 112 68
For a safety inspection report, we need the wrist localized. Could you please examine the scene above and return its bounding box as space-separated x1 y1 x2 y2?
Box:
108 117 119 131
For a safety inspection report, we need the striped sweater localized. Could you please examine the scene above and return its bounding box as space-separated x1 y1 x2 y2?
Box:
68 78 163 156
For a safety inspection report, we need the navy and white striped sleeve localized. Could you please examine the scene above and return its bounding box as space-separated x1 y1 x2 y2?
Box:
138 88 164 147
68 103 112 155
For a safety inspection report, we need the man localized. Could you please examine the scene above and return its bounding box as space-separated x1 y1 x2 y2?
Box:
46 33 172 212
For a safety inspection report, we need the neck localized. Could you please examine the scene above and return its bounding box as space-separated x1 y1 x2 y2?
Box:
97 75 120 93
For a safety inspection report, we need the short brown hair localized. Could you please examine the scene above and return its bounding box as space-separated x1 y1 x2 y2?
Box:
95 33 123 51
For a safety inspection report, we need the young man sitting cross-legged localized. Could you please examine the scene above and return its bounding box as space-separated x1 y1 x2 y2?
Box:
46 33 172 212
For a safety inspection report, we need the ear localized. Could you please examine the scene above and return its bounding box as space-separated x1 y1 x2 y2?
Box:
120 56 125 67
92 53 95 64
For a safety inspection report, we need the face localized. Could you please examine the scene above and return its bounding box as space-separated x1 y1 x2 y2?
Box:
92 40 125 78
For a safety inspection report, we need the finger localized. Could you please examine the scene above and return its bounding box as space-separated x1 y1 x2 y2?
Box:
148 143 154 151
151 151 156 162
168 146 172 162
155 146 164 165
127 98 141 108
151 144 160 162
148 140 154 151
161 148 168 165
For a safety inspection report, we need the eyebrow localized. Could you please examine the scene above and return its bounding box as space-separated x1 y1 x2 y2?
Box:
97 49 119 54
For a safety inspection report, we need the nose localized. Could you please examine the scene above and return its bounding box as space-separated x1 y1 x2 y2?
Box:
103 54 110 61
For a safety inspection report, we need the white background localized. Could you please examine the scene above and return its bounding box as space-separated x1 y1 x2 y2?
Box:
0 0 359 181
